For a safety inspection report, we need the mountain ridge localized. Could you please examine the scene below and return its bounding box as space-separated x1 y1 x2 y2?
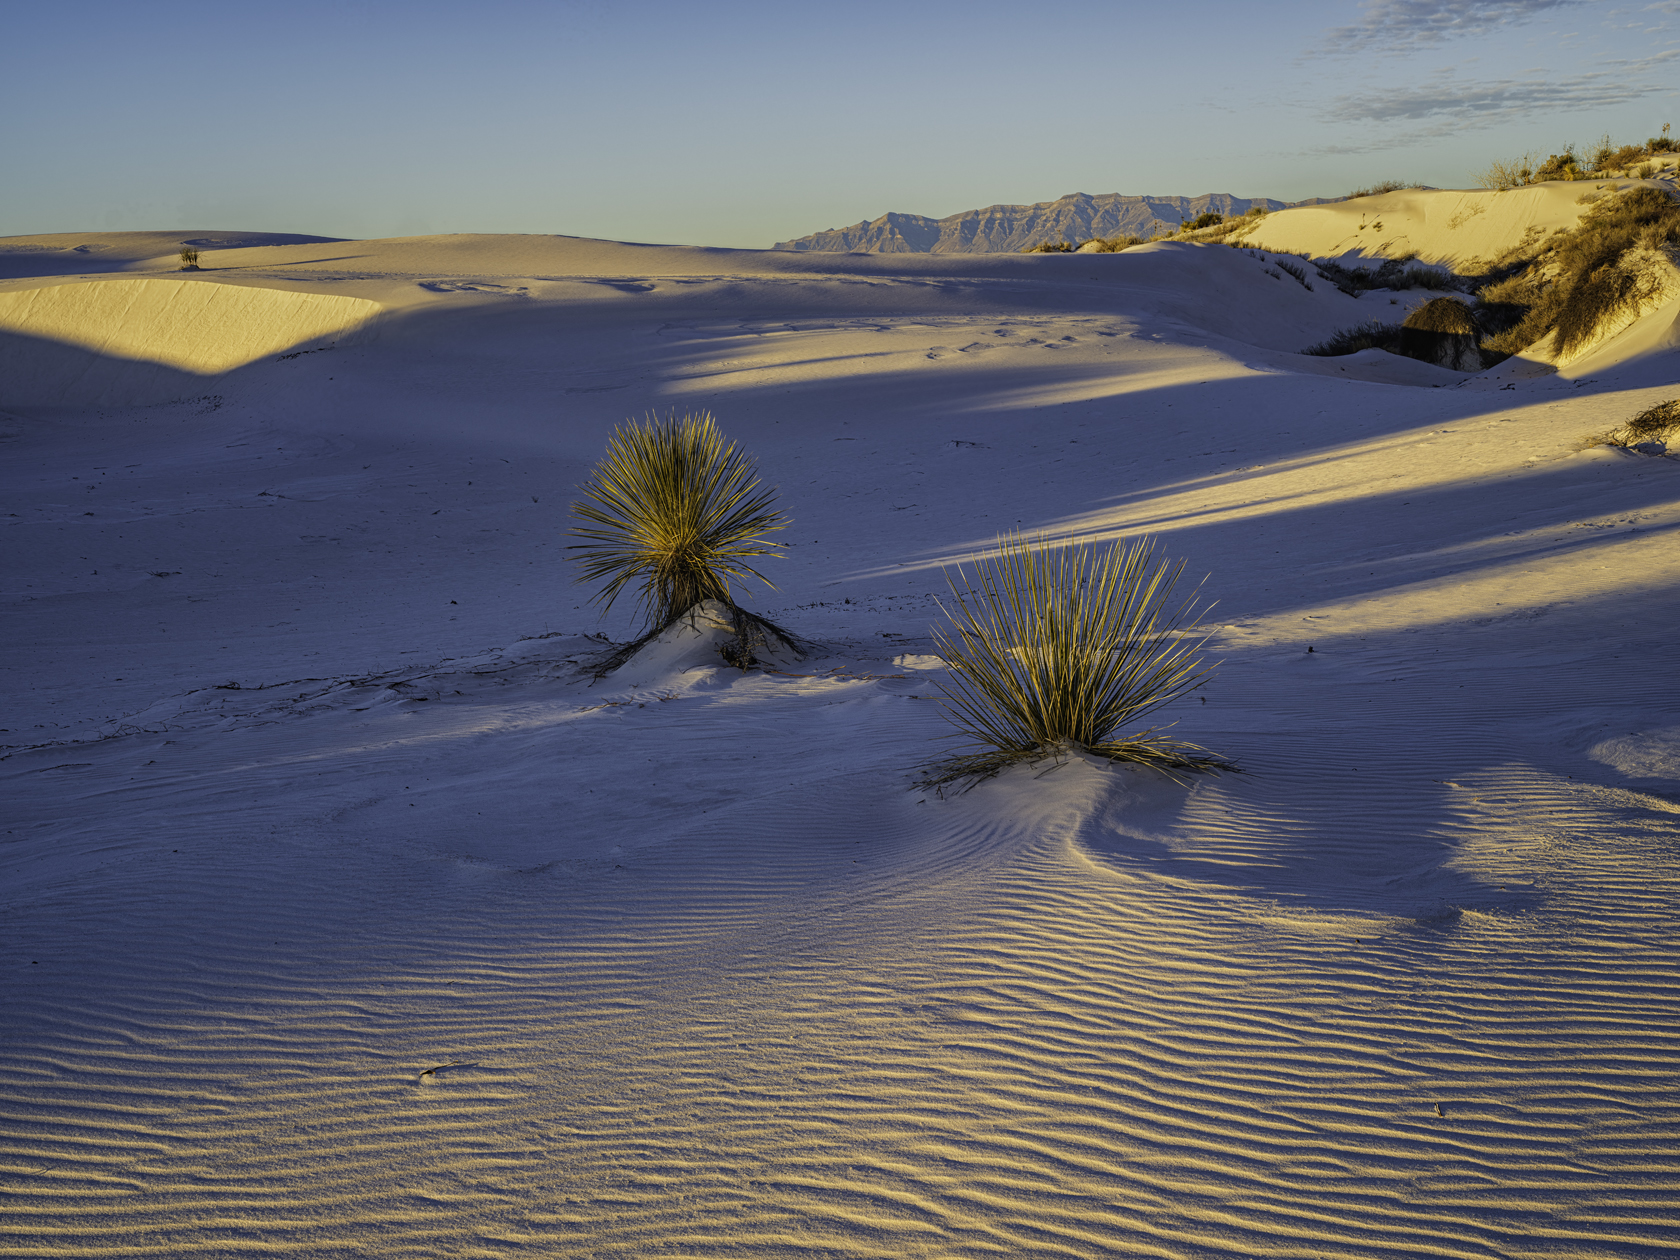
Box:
775 190 1341 253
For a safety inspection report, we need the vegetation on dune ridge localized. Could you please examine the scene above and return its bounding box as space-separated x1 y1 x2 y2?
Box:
1346 180 1422 200
570 411 803 669
1475 184 1680 358
920 533 1237 789
1477 125 1679 191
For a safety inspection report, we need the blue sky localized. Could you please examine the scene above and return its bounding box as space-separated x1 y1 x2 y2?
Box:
2 0 1676 246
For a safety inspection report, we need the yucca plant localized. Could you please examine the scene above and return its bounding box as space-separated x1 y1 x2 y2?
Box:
570 409 791 637
178 248 200 270
922 533 1235 787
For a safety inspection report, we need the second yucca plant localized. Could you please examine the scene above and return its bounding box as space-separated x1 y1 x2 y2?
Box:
924 532 1235 786
570 410 789 632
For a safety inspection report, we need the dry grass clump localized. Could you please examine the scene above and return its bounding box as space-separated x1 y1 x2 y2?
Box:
1084 234 1145 252
1023 240 1076 253
178 248 200 270
1585 398 1680 451
1347 180 1414 200
1478 185 1680 358
1311 255 1459 297
1403 297 1476 334
920 533 1235 788
570 410 789 632
1302 321 1404 357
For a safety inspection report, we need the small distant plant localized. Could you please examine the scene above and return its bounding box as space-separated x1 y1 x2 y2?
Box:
1080 234 1144 252
1187 211 1225 231
178 248 200 269
570 410 789 633
1024 240 1075 253
919 533 1235 788
1347 180 1412 200
1302 321 1404 356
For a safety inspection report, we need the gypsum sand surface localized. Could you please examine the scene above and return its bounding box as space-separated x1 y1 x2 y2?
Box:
2 209 1679 1259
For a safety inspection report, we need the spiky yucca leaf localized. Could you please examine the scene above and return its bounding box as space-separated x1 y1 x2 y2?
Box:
924 533 1233 786
570 411 789 631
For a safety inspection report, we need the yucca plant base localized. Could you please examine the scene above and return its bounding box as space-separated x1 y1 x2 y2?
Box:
921 533 1239 789
589 599 807 679
919 737 1235 789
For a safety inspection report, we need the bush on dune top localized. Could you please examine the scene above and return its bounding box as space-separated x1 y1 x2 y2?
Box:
921 533 1237 789
1477 125 1679 189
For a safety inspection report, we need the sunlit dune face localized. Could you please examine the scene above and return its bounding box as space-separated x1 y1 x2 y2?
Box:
0 276 379 374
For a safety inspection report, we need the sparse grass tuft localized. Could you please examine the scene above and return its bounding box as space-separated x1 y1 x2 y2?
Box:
178 248 200 269
1347 180 1414 200
569 410 790 633
1275 260 1314 290
919 533 1236 788
1302 321 1404 356
1588 398 1680 451
1623 398 1680 444
1023 240 1075 253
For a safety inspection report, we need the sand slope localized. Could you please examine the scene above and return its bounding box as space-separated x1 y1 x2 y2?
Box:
0 276 379 373
3 227 1679 1258
1240 177 1677 269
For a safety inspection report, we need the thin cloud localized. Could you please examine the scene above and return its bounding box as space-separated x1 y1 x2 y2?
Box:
1324 0 1590 52
1316 54 1678 151
1333 70 1646 122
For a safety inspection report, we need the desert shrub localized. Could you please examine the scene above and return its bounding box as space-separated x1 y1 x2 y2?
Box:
1302 321 1404 356
1347 180 1412 199
1534 149 1585 181
1403 297 1476 334
570 410 789 632
1081 234 1144 253
1586 399 1680 451
1024 240 1075 253
1187 211 1224 230
920 533 1233 787
1396 264 1455 290
1615 398 1680 445
1478 155 1537 190
1246 205 1267 218
1597 142 1649 173
1313 256 1452 296
178 248 200 269
1551 187 1680 354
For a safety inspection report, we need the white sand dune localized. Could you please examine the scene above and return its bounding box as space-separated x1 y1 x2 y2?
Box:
3 222 1679 1258
1240 177 1675 269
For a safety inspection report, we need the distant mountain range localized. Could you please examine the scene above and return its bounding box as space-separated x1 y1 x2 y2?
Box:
774 191 1341 254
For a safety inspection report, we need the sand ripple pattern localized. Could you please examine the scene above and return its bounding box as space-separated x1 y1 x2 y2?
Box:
4 659 1679 1257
